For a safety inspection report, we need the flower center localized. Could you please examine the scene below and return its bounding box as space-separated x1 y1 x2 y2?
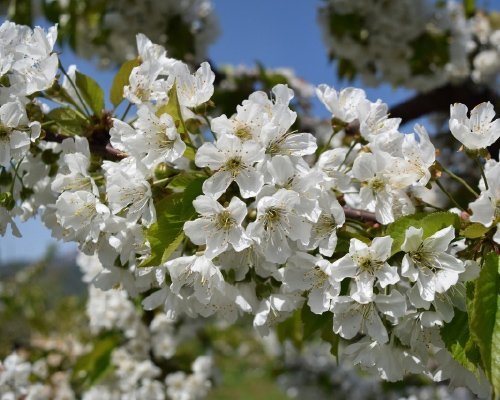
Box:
235 127 251 142
225 156 243 176
369 177 386 192
215 210 236 231
314 215 338 239
0 125 12 141
263 206 286 231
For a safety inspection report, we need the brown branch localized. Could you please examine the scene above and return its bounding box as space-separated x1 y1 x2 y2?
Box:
388 82 498 125
42 129 126 160
343 207 377 223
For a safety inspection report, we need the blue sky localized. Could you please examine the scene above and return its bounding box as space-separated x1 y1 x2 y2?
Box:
0 0 495 263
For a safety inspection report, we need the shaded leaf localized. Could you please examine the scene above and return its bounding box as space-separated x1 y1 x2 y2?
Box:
321 316 340 363
441 308 480 379
47 107 86 136
301 304 331 341
470 252 500 398
276 310 302 350
72 332 119 387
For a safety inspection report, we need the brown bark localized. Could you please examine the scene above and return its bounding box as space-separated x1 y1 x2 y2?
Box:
42 129 125 160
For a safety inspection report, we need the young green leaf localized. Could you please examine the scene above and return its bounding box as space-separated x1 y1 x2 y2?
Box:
387 212 460 255
139 192 185 268
460 223 491 239
156 80 186 134
74 70 105 116
140 177 206 268
110 58 140 107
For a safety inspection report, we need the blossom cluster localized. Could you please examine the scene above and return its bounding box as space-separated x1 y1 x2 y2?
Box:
0 253 214 400
33 0 220 68
1 18 500 398
318 0 500 91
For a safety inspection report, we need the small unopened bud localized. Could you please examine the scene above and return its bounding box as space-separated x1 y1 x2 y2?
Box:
48 163 59 177
0 192 15 210
41 149 60 164
0 169 12 186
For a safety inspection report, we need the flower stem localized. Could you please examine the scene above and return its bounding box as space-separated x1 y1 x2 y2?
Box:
440 165 479 198
9 157 24 193
58 61 92 118
339 139 358 169
317 128 340 159
435 179 464 211
475 156 489 191
120 102 133 121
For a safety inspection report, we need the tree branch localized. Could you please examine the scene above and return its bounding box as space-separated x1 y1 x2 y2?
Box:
343 207 377 223
42 129 126 160
388 82 498 124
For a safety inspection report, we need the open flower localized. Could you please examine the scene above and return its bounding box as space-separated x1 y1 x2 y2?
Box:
195 133 264 198
331 236 398 303
401 226 465 302
184 195 252 259
449 102 500 149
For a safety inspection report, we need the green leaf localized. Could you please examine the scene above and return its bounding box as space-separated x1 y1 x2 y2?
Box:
276 310 302 350
490 11 500 30
470 252 500 398
460 223 490 239
10 0 32 26
328 13 363 40
139 193 185 268
166 171 197 190
46 107 86 136
139 177 205 268
386 212 428 254
72 332 119 387
409 32 450 76
464 0 475 18
156 80 186 134
42 0 61 23
337 229 371 245
387 212 460 255
301 304 332 341
181 177 206 220
441 308 480 379
74 70 105 116
320 314 340 362
183 146 196 161
110 58 140 107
